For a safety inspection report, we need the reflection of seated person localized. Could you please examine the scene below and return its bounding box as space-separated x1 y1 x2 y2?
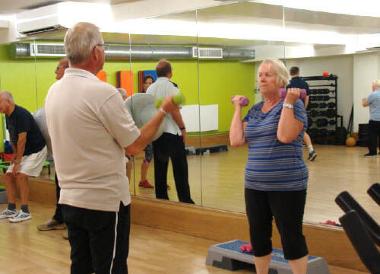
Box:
120 86 154 189
138 75 155 188
118 88 135 181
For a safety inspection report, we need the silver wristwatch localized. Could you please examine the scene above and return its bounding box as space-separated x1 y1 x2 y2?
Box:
282 103 294 109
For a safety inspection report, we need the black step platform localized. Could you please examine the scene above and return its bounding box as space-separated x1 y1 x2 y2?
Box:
186 144 228 155
206 240 330 274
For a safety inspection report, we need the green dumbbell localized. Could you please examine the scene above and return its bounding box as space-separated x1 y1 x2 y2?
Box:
155 92 185 108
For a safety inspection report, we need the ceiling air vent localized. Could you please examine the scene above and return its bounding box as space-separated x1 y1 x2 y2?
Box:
192 47 223 59
31 43 65 57
13 42 253 61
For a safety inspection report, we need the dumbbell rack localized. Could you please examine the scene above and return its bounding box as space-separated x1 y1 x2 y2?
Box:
303 75 338 145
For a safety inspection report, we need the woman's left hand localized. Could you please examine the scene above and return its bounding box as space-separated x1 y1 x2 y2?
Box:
284 88 300 105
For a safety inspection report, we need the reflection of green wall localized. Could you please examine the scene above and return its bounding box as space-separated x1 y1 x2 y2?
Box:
0 44 255 151
106 60 255 132
198 61 254 132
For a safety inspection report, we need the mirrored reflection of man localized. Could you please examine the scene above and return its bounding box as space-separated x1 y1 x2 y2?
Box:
45 22 178 274
0 92 47 223
147 59 194 204
362 80 380 156
37 58 69 232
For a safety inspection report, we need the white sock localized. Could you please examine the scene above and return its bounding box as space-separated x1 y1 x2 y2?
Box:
308 145 314 153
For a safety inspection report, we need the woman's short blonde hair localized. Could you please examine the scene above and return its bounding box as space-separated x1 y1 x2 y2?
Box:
373 80 380 89
259 59 289 88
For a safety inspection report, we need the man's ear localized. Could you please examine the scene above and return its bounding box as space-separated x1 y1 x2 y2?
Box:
93 47 101 62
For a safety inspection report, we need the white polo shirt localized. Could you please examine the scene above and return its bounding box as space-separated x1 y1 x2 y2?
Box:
146 77 181 135
45 68 140 212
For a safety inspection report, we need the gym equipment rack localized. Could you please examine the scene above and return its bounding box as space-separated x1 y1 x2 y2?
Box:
303 75 338 145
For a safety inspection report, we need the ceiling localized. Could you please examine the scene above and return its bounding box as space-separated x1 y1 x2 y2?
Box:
4 0 380 57
163 2 380 35
0 0 144 14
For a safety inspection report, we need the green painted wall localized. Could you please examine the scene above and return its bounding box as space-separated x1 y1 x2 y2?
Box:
0 44 256 151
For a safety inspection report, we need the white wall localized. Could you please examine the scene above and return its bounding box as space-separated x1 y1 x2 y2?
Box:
286 55 354 128
353 52 380 132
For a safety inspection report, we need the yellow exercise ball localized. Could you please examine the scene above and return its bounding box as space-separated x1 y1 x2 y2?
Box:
346 137 356 147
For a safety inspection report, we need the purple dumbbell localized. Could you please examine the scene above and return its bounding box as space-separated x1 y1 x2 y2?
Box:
231 96 249 106
279 88 306 100
239 97 249 106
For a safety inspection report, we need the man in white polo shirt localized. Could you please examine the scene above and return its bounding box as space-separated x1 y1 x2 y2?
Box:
45 22 178 274
147 59 194 204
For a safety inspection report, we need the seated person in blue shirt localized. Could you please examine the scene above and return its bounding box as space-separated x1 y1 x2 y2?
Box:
230 59 309 274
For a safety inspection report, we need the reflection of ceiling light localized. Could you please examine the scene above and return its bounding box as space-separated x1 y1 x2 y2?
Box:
250 0 380 17
115 18 352 45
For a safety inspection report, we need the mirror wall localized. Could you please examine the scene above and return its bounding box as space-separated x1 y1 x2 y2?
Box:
283 6 380 223
128 10 203 204
0 1 379 226
197 2 285 211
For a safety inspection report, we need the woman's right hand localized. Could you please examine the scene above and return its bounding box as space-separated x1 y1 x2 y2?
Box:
231 95 245 108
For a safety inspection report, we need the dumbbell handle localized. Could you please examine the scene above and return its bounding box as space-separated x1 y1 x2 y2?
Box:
231 96 249 106
279 88 307 100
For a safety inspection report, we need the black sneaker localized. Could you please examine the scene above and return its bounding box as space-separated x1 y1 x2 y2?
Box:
364 153 377 157
308 150 317 161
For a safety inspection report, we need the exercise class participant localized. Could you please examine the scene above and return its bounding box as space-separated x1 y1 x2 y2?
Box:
147 59 194 203
45 22 178 274
362 79 380 156
230 59 309 274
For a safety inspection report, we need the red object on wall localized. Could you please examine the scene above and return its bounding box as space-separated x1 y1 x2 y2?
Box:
3 153 15 162
322 71 329 77
96 70 107 82
117 71 134 97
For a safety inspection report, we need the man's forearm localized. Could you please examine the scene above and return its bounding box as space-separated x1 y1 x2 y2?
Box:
15 139 26 162
171 108 186 129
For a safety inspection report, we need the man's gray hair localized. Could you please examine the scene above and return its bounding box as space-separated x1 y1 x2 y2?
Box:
0 91 14 102
64 22 104 65
259 59 289 88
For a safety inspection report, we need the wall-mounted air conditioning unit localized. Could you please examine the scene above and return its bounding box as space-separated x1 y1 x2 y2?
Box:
16 4 65 35
16 2 112 36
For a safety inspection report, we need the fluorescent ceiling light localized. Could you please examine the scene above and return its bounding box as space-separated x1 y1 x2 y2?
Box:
113 18 352 45
251 0 380 17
